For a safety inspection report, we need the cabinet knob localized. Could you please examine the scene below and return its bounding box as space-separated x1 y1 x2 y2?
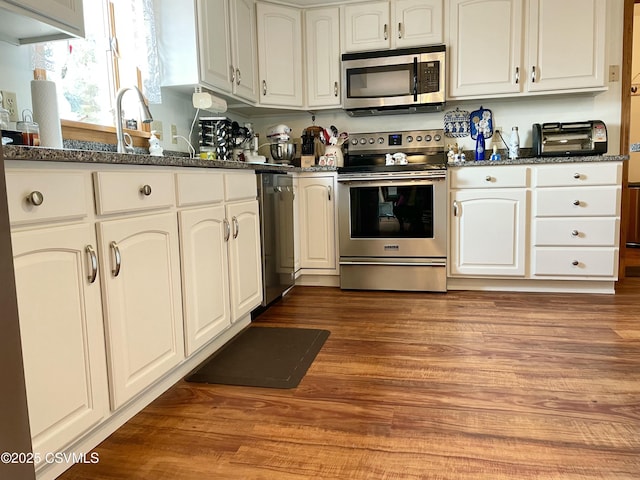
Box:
572 260 579 267
262 80 267 96
27 190 44 206
230 65 235 83
140 185 152 196
236 68 241 86
571 230 579 237
515 66 520 84
485 176 492 182
334 81 339 97
573 200 580 206
398 22 402 39
383 23 388 40
573 173 581 179
531 65 537 83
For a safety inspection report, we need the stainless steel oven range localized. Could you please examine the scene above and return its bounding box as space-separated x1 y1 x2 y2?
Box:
337 130 447 292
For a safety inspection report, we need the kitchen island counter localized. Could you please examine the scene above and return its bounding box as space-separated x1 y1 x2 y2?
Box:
2 144 336 173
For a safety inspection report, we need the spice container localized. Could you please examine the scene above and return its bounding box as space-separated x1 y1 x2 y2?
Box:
16 111 40 146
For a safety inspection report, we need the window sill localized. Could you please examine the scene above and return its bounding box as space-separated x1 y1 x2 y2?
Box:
61 120 151 149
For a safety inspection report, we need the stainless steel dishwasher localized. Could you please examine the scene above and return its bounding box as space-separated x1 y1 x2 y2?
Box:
256 172 295 306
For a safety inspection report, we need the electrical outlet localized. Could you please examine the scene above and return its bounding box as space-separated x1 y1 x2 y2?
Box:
609 65 620 82
170 124 178 144
1 91 18 122
150 120 163 140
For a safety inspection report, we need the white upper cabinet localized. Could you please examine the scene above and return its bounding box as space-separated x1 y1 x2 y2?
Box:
447 0 606 99
526 0 606 92
256 2 303 107
305 7 341 108
447 0 523 97
197 0 258 102
0 0 84 45
342 0 443 53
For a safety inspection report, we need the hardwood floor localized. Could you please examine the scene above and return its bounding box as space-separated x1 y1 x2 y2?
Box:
60 282 640 479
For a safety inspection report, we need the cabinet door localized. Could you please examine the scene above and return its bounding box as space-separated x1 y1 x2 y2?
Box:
179 206 231 356
342 1 390 52
231 0 259 102
526 0 605 91
227 200 263 321
393 0 442 48
98 212 184 410
197 0 232 93
450 189 527 276
12 223 108 463
256 2 303 107
298 176 336 270
447 0 522 97
305 7 341 107
2 0 84 37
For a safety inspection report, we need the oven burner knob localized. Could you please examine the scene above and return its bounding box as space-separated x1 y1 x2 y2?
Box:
416 135 422 142
359 138 367 145
425 135 432 142
368 137 375 144
434 134 442 141
406 136 413 143
378 137 384 144
351 138 358 146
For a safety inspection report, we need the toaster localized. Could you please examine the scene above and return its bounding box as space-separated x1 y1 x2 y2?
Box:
532 121 607 157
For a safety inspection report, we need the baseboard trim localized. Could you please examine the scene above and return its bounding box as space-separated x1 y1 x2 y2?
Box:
447 278 616 294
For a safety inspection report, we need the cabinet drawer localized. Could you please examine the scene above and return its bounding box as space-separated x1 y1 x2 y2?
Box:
6 170 89 226
535 162 622 187
533 248 618 277
535 186 620 217
534 218 618 246
176 171 224 207
449 165 529 189
224 172 257 201
94 171 175 215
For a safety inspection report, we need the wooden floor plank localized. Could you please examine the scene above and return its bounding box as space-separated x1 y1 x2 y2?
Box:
59 281 640 479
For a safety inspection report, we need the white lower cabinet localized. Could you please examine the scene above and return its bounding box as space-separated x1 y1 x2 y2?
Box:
12 223 109 468
297 175 337 271
97 212 184 410
177 170 262 356
450 189 527 276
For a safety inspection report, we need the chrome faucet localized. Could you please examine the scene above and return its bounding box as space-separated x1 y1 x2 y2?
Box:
115 86 153 154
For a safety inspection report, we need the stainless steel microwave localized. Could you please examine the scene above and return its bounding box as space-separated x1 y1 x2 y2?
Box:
341 45 446 116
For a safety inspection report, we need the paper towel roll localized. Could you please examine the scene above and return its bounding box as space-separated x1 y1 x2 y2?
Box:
31 80 63 149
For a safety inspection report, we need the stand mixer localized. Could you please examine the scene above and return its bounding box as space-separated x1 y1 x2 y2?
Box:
267 124 295 164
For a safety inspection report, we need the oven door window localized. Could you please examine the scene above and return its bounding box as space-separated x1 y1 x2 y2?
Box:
346 64 413 99
349 184 434 238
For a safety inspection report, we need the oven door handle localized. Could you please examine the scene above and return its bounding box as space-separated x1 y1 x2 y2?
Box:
340 260 446 267
338 177 446 187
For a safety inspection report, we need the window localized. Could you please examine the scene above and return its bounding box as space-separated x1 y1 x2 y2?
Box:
32 0 160 130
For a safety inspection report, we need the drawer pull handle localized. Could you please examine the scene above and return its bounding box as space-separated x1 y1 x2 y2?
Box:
262 80 267 96
573 173 581 179
140 184 152 196
27 190 44 206
110 241 122 277
573 200 580 206
453 200 459 217
334 81 339 97
232 216 239 239
224 218 231 242
236 68 241 86
86 245 98 284
571 230 579 237
327 185 332 201
572 260 579 267
515 66 520 84
485 176 492 182
384 23 388 40
398 22 402 39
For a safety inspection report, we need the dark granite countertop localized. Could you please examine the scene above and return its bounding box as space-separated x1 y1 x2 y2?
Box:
447 154 627 167
2 145 337 173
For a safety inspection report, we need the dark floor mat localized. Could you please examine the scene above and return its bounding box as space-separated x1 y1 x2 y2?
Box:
185 327 330 389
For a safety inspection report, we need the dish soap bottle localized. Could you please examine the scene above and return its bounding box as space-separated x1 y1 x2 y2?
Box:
148 130 163 156
475 130 485 161
508 126 520 159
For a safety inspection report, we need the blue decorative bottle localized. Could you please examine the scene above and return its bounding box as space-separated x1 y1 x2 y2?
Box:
475 131 485 161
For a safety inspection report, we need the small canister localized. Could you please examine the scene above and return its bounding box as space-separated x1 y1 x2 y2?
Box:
17 110 40 146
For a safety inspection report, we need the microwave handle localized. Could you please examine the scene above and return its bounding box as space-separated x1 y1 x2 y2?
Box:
413 57 418 101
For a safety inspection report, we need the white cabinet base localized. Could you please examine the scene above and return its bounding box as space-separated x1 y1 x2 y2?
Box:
447 277 616 295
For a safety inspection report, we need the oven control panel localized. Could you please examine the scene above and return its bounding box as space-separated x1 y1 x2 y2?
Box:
348 129 444 153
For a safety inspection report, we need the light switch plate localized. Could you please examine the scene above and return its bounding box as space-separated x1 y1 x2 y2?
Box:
609 65 620 82
630 143 640 153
